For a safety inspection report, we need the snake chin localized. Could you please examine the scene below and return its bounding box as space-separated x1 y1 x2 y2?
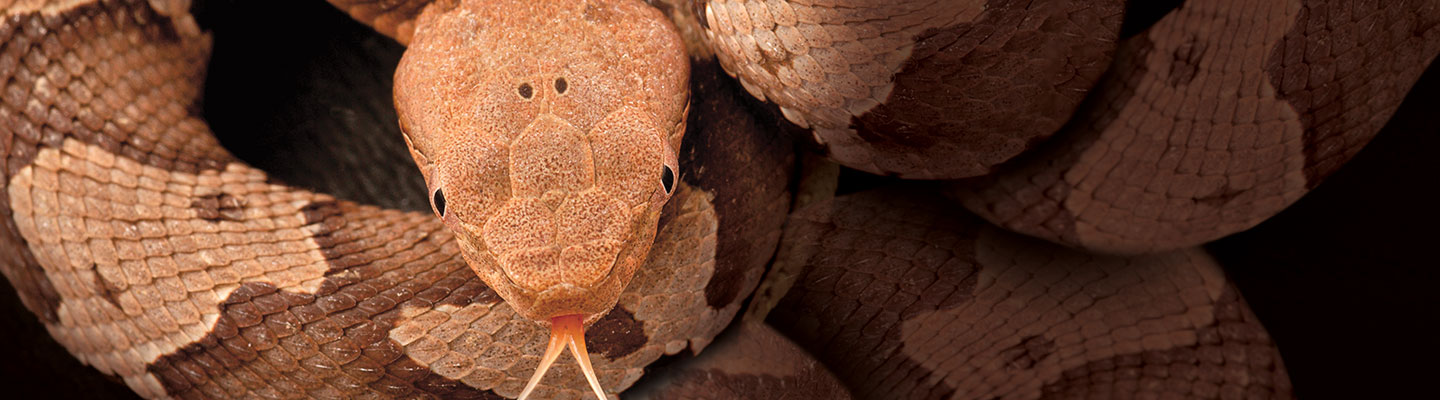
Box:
453 234 639 325
527 282 623 324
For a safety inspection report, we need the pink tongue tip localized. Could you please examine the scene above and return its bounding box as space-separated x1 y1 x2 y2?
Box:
516 315 608 400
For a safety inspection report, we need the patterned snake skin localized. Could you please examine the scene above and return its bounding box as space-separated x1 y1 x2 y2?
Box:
765 189 1288 399
702 0 1440 253
2 0 1436 399
0 1 788 398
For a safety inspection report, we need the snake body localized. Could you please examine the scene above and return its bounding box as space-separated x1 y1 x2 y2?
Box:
0 1 785 398
702 0 1126 179
954 0 1440 253
0 0 1435 399
762 189 1289 399
703 0 1440 253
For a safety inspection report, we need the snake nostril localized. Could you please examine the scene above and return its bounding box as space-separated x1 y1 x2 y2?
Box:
555 77 567 94
518 83 533 99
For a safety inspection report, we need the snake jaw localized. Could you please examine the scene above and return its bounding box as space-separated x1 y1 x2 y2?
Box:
517 314 608 400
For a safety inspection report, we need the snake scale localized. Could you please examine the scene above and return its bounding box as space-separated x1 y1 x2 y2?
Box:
0 0 1435 399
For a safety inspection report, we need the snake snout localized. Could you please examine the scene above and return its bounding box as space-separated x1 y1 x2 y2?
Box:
471 112 647 322
481 186 630 290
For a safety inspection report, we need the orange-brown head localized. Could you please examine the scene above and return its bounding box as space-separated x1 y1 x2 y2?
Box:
394 0 687 323
394 1 687 396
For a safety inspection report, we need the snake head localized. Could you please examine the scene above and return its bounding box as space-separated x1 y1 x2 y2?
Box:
392 0 688 329
393 3 688 394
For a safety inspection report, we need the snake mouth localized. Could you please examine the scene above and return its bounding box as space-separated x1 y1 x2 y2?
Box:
455 246 627 322
527 282 613 320
451 214 639 323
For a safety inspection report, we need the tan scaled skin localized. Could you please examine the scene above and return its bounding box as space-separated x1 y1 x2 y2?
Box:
393 0 688 397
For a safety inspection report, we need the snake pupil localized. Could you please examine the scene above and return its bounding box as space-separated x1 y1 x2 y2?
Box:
662 165 675 194
518 83 533 99
433 188 447 216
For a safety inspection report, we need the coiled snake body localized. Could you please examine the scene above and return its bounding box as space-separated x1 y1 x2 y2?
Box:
0 0 1434 398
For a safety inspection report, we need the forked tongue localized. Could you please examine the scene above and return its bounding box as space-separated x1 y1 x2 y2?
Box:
517 314 607 400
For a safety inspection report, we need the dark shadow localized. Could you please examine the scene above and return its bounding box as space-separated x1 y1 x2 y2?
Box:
1119 0 1184 39
196 0 427 212
1210 57 1440 399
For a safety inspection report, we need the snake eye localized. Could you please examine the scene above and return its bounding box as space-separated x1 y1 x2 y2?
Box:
661 165 675 194
432 188 447 216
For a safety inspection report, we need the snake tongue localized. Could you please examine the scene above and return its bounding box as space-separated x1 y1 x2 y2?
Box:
517 314 608 400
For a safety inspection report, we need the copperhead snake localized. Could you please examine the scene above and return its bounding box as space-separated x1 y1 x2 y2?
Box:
0 0 1435 399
